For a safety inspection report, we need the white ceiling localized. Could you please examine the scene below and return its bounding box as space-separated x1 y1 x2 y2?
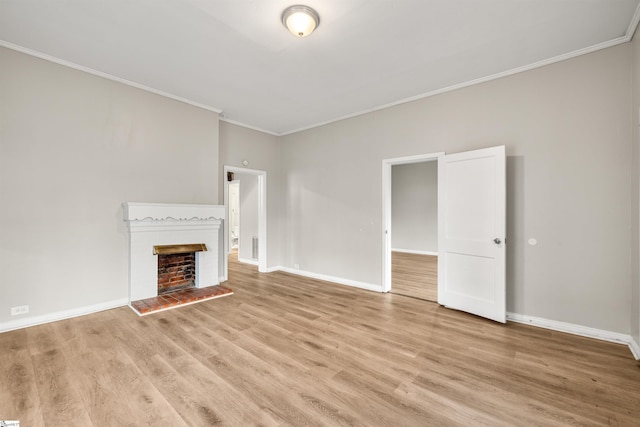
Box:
1 0 639 135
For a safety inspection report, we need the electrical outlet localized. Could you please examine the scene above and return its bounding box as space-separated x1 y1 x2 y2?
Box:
294 263 300 270
10 305 29 316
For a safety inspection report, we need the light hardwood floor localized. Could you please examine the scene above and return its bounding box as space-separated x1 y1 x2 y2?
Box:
1 254 639 426
391 251 437 302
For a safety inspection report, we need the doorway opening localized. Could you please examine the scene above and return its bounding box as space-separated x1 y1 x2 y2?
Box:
228 181 240 251
382 152 443 299
223 165 267 281
390 158 438 301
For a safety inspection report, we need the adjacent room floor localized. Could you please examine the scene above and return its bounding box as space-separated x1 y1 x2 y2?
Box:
1 254 639 425
391 251 437 302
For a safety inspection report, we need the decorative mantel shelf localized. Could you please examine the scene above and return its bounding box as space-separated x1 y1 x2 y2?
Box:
123 202 225 302
123 202 225 223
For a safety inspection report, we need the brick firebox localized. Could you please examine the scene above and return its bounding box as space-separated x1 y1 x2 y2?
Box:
157 252 196 294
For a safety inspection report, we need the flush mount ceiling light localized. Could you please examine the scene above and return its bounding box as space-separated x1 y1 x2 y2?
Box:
282 5 320 38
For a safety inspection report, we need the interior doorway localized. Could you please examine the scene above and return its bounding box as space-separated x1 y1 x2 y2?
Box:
383 146 506 323
390 161 438 301
228 181 240 251
223 165 267 281
382 152 443 298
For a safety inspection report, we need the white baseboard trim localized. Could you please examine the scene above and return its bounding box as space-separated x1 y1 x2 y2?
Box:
629 336 640 360
392 248 438 256
238 257 259 266
0 298 129 333
277 266 383 293
265 266 280 273
507 312 638 359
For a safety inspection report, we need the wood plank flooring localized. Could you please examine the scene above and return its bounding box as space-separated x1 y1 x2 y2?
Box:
391 251 437 301
1 254 639 426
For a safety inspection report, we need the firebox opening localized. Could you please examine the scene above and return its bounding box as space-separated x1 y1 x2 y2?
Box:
154 243 207 295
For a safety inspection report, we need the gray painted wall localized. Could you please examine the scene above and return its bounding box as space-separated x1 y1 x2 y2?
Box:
0 47 219 326
391 162 438 253
279 43 633 334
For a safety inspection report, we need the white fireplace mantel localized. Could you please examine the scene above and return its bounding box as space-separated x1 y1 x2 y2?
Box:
123 202 225 301
123 202 225 222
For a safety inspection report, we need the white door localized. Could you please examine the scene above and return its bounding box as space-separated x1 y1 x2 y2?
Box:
437 146 506 323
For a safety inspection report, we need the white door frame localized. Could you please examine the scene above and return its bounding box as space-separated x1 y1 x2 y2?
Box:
223 165 267 280
382 152 444 292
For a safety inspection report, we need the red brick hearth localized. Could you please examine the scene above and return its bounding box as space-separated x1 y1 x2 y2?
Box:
130 285 233 316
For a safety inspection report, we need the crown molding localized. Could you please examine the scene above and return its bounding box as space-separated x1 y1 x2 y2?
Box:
0 40 222 114
280 35 637 136
4 0 640 139
625 2 640 40
219 116 279 136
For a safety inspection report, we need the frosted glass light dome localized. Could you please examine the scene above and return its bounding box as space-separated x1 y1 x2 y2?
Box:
282 5 320 38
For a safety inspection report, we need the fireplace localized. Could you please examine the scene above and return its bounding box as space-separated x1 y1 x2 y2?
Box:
123 203 225 302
